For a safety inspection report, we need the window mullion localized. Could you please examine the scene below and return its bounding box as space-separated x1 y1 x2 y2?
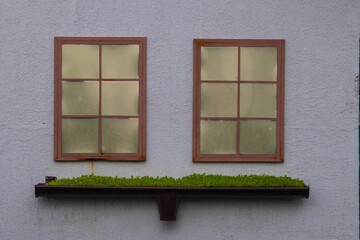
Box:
237 46 241 155
98 43 102 155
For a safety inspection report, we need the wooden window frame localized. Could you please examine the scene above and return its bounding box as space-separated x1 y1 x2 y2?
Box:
54 37 146 161
193 39 285 163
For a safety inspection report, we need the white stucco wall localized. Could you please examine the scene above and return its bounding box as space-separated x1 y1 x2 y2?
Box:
1 0 359 239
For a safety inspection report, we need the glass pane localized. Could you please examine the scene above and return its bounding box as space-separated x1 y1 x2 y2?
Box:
62 81 99 115
200 120 237 154
102 45 139 79
240 83 277 118
240 47 277 81
102 81 139 116
201 47 238 81
201 83 237 117
102 118 138 153
239 120 276 154
62 118 98 153
62 45 99 79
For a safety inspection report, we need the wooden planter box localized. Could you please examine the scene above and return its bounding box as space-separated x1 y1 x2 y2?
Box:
35 176 310 221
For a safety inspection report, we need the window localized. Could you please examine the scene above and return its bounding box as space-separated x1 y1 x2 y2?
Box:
54 37 146 161
193 39 284 162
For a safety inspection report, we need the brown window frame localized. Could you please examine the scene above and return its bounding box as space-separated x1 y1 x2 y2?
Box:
193 39 285 163
54 37 146 161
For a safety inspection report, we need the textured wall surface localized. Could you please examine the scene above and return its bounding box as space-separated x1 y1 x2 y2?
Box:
0 0 359 239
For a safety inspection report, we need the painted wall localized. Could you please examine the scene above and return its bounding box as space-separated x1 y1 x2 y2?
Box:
1 0 359 239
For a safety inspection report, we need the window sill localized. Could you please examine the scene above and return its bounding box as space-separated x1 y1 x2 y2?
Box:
35 177 309 221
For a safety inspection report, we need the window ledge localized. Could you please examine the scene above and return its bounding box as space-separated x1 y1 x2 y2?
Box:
35 176 309 221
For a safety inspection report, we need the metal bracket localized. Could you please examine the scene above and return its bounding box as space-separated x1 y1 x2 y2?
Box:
45 176 57 183
157 192 179 221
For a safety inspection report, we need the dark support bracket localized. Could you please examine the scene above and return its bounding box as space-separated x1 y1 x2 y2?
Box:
35 176 309 221
157 192 179 221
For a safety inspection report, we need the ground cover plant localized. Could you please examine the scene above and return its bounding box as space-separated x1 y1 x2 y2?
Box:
46 174 306 187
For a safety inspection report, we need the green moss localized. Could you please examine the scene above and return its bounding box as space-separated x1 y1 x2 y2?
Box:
46 174 306 188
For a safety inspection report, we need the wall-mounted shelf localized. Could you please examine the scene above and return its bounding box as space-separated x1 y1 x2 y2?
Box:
35 176 310 221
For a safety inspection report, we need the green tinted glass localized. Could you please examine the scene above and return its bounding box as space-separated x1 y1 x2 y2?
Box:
200 120 237 154
240 120 276 154
62 118 98 153
62 81 99 115
240 47 277 81
101 81 139 116
62 45 99 79
102 118 139 153
201 47 238 81
201 83 237 117
240 83 276 118
102 45 139 79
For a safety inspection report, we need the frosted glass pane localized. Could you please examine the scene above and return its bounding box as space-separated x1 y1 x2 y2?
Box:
62 118 98 153
240 83 276 118
201 83 237 117
62 45 99 79
201 47 238 81
240 47 277 81
62 81 99 115
240 120 276 154
102 45 139 79
102 82 139 116
102 118 138 153
200 120 237 154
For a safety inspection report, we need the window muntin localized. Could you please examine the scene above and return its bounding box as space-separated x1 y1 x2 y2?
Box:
54 37 146 161
193 39 284 162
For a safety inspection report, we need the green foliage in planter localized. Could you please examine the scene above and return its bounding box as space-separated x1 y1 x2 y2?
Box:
46 174 306 187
